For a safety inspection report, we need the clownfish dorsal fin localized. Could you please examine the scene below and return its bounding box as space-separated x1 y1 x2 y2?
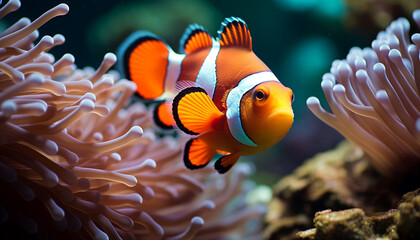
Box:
172 87 223 135
184 137 216 170
179 24 214 54
217 17 252 51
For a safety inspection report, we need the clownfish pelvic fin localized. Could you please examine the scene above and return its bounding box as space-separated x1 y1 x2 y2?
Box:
214 152 240 174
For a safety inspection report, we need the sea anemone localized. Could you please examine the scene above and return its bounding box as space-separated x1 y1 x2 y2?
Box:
0 1 264 239
307 10 420 177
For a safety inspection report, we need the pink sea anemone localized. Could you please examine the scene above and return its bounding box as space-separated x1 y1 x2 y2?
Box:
307 10 420 177
0 1 264 239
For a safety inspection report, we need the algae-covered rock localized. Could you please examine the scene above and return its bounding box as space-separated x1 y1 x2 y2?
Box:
265 142 393 240
264 215 311 240
370 209 398 239
265 141 419 240
296 208 398 240
295 189 420 240
313 209 374 240
398 195 420 240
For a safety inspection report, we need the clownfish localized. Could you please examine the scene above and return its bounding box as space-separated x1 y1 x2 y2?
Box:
117 17 294 173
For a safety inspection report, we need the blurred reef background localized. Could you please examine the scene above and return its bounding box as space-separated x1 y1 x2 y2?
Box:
7 0 418 186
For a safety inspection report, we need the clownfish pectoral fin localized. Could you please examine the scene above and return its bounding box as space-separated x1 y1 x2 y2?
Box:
117 31 171 100
214 152 240 174
179 23 214 54
153 101 175 130
172 87 223 135
217 17 252 51
184 137 216 170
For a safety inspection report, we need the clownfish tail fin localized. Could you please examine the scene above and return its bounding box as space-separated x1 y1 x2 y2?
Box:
117 31 171 100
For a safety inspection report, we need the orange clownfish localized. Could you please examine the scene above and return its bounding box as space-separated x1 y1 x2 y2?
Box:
117 17 294 173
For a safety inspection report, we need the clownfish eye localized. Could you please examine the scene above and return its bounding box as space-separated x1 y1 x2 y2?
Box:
253 87 269 102
291 93 295 102
256 90 265 100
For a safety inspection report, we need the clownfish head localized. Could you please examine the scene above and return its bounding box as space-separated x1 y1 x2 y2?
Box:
240 80 294 150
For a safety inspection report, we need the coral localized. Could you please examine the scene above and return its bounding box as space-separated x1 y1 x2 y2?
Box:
397 190 420 240
307 10 420 177
311 208 375 240
297 208 391 240
265 141 420 240
264 141 406 240
296 189 420 240
0 1 264 239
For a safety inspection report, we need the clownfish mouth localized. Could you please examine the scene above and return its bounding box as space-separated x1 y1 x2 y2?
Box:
268 109 294 119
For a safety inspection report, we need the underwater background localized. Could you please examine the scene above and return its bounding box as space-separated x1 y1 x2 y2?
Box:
1 0 420 239
5 0 415 185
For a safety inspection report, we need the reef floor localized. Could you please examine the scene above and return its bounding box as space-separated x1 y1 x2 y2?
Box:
265 141 420 240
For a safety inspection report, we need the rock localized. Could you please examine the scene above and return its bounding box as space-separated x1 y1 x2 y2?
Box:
295 189 420 240
370 209 398 239
313 208 374 240
264 215 311 240
265 141 420 240
398 195 420 240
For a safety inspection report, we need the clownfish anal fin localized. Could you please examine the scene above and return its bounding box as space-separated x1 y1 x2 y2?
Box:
172 87 223 135
184 137 216 170
179 24 214 54
214 152 240 174
218 17 252 51
117 31 170 100
153 101 175 130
